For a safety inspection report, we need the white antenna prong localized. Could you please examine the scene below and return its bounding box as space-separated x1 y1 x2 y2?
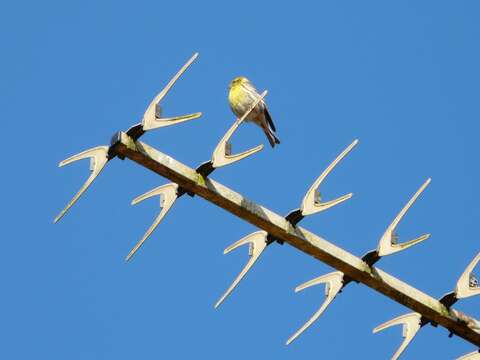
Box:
455 252 480 299
142 53 202 131
373 312 422 360
286 271 344 345
457 350 480 360
54 146 110 223
126 183 179 261
377 178 431 257
300 139 358 216
214 231 268 309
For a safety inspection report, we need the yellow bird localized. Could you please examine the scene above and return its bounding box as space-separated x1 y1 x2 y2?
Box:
228 76 280 148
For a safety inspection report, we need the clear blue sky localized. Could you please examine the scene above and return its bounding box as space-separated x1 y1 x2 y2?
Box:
2 1 480 359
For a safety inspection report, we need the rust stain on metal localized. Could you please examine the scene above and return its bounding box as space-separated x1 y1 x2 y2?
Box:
110 132 480 347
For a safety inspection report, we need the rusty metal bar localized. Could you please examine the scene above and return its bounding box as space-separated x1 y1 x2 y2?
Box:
110 131 480 347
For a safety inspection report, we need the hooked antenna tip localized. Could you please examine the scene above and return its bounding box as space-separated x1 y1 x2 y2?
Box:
53 212 63 224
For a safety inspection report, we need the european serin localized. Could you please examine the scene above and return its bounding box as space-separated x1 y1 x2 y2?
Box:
228 76 280 148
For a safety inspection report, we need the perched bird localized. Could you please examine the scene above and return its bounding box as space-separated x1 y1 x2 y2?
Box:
228 76 280 148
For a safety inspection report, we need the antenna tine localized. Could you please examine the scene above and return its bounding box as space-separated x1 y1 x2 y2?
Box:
126 183 178 261
377 178 431 257
300 139 358 216
373 313 422 360
455 252 480 299
142 53 202 131
54 146 110 223
214 231 268 309
457 350 480 360
287 271 343 345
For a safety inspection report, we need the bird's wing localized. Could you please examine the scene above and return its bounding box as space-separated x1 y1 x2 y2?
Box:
264 107 276 132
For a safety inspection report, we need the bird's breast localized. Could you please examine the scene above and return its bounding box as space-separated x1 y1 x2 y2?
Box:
228 85 264 124
228 86 244 109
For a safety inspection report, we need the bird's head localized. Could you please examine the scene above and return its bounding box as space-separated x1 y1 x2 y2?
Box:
229 76 250 88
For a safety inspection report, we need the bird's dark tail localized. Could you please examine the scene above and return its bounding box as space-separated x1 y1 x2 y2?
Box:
263 127 281 148
262 109 280 148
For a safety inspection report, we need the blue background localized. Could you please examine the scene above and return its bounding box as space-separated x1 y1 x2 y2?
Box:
2 1 479 359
